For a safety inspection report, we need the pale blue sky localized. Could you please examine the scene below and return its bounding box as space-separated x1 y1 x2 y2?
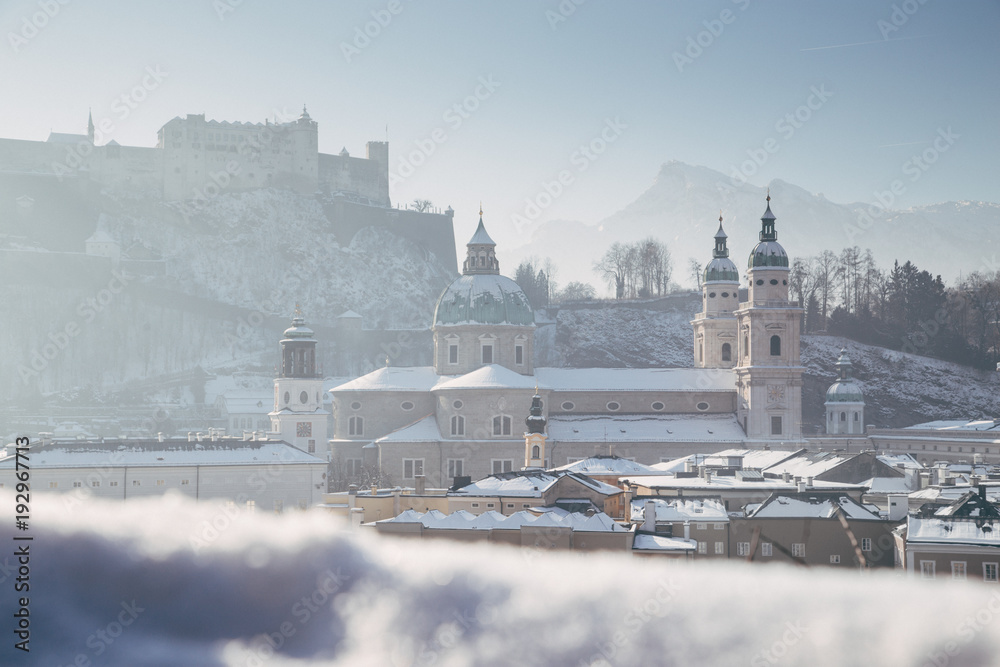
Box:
1 0 997 249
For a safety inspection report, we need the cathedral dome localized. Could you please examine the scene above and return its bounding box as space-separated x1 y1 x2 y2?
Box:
705 216 740 283
705 257 740 283
748 241 789 269
282 314 315 341
825 349 864 403
748 194 789 269
433 273 534 327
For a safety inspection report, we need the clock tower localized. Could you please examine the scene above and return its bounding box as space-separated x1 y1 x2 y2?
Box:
270 308 330 459
733 194 804 440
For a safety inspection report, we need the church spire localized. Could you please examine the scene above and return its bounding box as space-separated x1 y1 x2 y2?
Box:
713 211 729 259
463 206 499 275
759 190 777 242
87 109 94 143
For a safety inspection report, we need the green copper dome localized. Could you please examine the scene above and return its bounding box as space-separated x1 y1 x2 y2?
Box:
825 349 864 403
433 274 535 327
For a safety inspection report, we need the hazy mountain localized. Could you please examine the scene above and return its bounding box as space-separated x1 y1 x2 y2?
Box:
508 161 999 291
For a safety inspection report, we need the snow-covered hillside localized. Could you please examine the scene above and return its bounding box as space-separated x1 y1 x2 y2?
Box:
539 295 1000 430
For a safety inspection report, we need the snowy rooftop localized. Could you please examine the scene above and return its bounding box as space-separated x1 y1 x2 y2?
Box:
218 393 271 413
374 416 441 443
330 367 448 393
761 451 856 479
433 364 537 391
534 367 736 392
907 516 1000 546
653 448 803 473
749 493 883 521
377 508 626 532
632 534 698 552
451 471 621 498
0 439 326 468
551 456 662 476
905 420 1000 432
622 475 863 493
630 497 728 523
548 414 746 443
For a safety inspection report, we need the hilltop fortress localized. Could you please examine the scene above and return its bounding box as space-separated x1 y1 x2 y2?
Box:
0 107 390 204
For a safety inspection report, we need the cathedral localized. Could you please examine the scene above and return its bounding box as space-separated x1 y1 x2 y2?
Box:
319 195 819 487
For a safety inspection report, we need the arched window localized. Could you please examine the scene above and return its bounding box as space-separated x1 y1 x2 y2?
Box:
348 416 364 436
721 343 731 362
744 336 749 357
451 415 465 436
840 411 847 422
531 445 540 459
770 335 781 356
699 344 703 362
854 412 860 422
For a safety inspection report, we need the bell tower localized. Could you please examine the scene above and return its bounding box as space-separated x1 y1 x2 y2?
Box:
691 213 739 368
733 194 804 440
523 389 547 470
270 307 329 459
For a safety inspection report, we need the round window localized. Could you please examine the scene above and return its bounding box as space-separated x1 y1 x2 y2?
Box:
721 292 729 298
756 279 764 285
299 391 308 404
350 401 362 410
607 401 621 411
561 401 575 411
453 400 463 409
651 401 665 411
708 292 716 298
769 279 778 285
696 401 710 411
401 401 414 411
283 391 290 405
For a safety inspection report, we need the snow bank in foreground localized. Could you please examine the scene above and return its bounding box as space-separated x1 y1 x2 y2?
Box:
2 492 998 667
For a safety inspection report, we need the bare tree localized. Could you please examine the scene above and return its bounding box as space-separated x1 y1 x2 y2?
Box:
688 258 703 291
411 199 433 212
594 242 632 299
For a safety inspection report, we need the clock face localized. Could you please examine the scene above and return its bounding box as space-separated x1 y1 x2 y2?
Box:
767 384 786 404
296 421 312 437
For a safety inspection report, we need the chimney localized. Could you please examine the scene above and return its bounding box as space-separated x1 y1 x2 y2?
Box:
350 507 364 529
685 460 695 473
623 487 633 521
210 430 219 442
919 472 930 489
782 471 791 483
703 469 713 483
188 432 195 442
806 476 814 489
157 432 164 443
392 486 401 516
683 521 691 540
370 484 378 495
642 500 656 532
887 494 908 522
414 475 426 495
798 480 807 493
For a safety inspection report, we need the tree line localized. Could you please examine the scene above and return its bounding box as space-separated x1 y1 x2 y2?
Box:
593 238 674 299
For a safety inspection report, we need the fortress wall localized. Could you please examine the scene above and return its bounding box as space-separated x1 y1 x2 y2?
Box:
322 198 457 273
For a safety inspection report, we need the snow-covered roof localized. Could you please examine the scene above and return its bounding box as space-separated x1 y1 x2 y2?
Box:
434 364 537 391
337 310 362 319
374 415 441 443
330 367 448 392
762 451 855 479
630 497 728 523
552 456 661 476
85 230 116 244
376 508 626 532
548 414 746 443
652 448 803 473
877 453 924 470
749 493 883 520
218 393 271 413
534 367 736 393
433 273 534 327
632 534 698 552
468 218 496 245
47 132 90 144
622 475 862 493
451 471 621 498
862 477 914 494
0 439 325 469
905 420 1000 432
907 516 1000 546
